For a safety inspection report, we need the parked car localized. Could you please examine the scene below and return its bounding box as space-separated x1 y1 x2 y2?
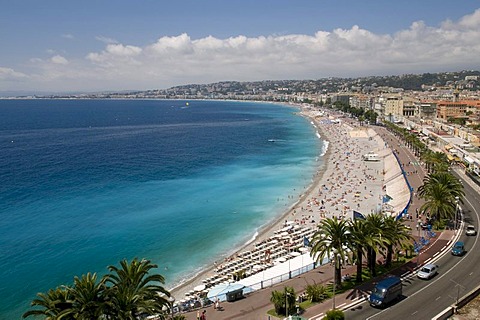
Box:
417 263 438 280
466 225 477 236
451 241 465 256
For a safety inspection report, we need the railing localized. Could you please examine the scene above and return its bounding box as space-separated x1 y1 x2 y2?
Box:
175 260 323 314
242 262 318 295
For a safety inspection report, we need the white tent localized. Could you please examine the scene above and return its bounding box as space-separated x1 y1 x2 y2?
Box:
207 283 245 302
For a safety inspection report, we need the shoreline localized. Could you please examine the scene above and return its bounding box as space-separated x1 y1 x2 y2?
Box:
169 104 410 302
169 104 330 298
170 104 392 300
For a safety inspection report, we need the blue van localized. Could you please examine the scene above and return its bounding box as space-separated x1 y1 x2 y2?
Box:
369 276 402 307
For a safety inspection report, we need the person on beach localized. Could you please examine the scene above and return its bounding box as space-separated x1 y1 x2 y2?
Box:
200 310 207 320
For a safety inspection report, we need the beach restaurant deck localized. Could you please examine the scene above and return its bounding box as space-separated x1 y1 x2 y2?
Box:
173 221 331 312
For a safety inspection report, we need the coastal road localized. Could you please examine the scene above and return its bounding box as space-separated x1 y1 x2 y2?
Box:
344 171 480 320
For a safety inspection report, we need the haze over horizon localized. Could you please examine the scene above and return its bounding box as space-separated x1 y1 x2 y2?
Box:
1 0 480 93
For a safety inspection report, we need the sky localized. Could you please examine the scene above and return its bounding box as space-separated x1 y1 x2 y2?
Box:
1 0 480 93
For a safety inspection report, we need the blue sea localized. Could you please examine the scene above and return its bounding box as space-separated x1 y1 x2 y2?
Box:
0 99 323 319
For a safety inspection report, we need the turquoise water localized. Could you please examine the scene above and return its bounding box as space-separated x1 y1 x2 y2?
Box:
0 99 323 319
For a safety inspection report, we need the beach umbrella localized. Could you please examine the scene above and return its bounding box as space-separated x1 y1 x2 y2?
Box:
194 284 206 292
252 264 263 271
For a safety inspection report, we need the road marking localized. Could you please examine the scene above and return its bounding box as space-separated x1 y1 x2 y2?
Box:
435 296 442 301
412 311 418 315
433 252 440 257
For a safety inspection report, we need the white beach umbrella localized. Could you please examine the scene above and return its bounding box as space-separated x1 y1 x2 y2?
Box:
194 284 206 292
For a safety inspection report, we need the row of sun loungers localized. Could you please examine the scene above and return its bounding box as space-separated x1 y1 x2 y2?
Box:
196 223 316 291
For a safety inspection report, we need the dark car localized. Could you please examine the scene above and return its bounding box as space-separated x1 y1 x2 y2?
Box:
369 276 402 307
451 241 465 256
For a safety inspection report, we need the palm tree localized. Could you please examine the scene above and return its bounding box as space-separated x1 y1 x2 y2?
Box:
270 289 285 315
421 150 436 173
382 216 413 267
270 286 295 316
430 151 449 173
347 219 370 283
23 286 73 319
418 172 465 221
419 184 456 221
67 272 106 319
310 217 350 287
104 258 171 320
364 213 385 277
426 172 464 199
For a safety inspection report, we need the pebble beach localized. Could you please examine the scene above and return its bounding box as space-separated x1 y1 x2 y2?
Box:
169 105 410 304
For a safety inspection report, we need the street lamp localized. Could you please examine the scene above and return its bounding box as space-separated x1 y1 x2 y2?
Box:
454 196 460 232
332 248 338 310
285 290 292 317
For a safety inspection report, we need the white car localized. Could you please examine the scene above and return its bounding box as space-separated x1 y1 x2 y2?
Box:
417 263 438 280
466 225 477 236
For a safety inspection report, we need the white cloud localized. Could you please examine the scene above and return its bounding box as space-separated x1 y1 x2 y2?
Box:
3 9 480 91
87 44 142 66
0 67 28 81
62 34 74 39
95 35 118 44
51 55 69 65
457 8 480 29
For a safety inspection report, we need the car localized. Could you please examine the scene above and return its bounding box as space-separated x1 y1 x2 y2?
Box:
466 225 477 236
451 241 465 256
417 263 438 280
369 276 403 307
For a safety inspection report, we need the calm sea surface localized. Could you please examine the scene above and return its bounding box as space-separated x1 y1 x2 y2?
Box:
0 99 323 319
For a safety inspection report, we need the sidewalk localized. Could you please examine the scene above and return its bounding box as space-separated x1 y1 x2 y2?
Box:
180 127 455 320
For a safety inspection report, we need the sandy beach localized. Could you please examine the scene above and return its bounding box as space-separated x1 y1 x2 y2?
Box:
169 105 410 301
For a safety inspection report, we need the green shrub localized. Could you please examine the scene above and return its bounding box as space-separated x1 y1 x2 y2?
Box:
322 309 345 320
305 283 327 302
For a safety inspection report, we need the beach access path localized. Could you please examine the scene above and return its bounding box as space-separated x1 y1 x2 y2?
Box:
178 118 453 320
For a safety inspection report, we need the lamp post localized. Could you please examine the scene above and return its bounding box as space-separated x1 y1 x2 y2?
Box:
285 290 291 317
332 248 338 310
454 196 460 232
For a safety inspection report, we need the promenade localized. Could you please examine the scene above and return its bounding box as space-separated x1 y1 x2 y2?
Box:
179 123 457 320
